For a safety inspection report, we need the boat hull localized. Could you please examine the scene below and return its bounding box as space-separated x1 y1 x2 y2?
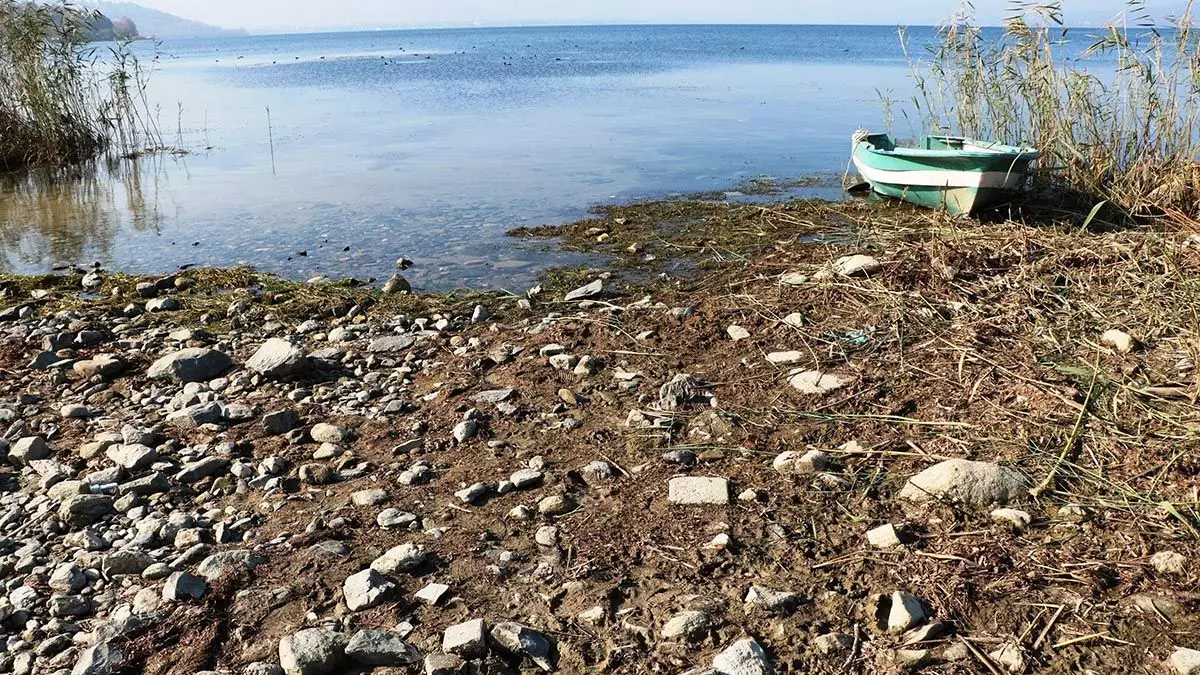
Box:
851 133 1038 215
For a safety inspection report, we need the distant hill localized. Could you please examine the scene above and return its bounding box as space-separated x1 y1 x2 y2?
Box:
91 2 245 37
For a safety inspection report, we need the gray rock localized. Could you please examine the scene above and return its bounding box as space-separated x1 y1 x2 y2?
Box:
342 568 398 611
244 664 285 675
247 339 310 378
833 254 882 277
102 550 154 577
899 460 1031 508
163 571 207 601
787 370 849 395
166 401 224 428
371 543 426 575
668 477 730 505
59 495 114 526
345 629 420 666
263 410 302 435
423 654 465 675
61 403 91 418
471 389 515 404
279 629 349 675
147 348 231 383
812 633 853 655
510 469 544 489
564 279 603 301
71 644 123 675
310 423 351 444
9 436 50 467
867 524 903 549
662 611 715 642
1171 648 1200 675
376 509 419 529
888 592 928 634
771 450 829 475
455 483 489 504
367 335 416 354
196 550 265 582
146 297 181 312
490 622 554 671
176 457 230 483
443 618 488 658
106 444 158 471
351 489 388 506
712 638 775 675
382 274 411 294
744 586 802 615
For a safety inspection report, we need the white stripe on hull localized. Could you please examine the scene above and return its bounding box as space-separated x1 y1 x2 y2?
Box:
853 158 1027 189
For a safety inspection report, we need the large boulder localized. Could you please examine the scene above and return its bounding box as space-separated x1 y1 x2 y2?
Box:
147 348 231 383
899 459 1030 508
246 338 310 378
279 629 349 675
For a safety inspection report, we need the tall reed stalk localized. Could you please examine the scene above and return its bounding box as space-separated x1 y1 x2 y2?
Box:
0 0 156 172
906 0 1200 220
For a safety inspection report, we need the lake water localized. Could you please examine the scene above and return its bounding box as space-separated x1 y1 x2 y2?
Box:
0 25 975 288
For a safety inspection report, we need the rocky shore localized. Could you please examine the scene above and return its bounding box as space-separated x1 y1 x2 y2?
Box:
1 197 1199 674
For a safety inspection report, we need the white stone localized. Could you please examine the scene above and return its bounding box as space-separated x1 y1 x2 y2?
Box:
1153 551 1188 576
832 254 882 277
788 370 848 395
727 325 751 341
1170 648 1200 675
867 524 903 549
991 508 1032 530
772 450 829 475
414 582 450 606
1101 329 1134 354
765 351 803 365
712 638 775 675
668 477 730 505
900 459 1030 508
888 592 927 634
442 618 487 658
342 569 397 612
661 611 714 641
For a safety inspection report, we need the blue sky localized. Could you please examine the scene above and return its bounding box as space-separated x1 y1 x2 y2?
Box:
135 0 1187 32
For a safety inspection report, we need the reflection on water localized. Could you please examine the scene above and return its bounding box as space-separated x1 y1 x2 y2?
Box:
0 25 909 288
0 155 169 272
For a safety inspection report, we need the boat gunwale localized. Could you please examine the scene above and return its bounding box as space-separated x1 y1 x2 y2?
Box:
854 134 1039 162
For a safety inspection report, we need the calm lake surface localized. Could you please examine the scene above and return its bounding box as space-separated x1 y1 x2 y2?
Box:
0 25 963 288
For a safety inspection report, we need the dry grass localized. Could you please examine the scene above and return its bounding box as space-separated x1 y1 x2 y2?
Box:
902 0 1200 221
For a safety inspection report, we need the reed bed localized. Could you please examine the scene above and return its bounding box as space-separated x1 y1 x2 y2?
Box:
0 1 155 171
903 0 1200 221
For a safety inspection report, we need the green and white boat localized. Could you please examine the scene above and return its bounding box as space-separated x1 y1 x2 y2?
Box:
851 132 1039 215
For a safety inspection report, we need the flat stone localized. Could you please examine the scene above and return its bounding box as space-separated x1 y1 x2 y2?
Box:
147 348 231 383
351 489 388 506
744 585 802 615
376 509 419 529
900 460 1031 508
813 633 853 655
310 423 351 444
424 654 465 675
788 370 849 395
263 410 302 435
442 618 487 658
367 335 416 354
489 622 553 671
371 543 426 575
415 582 450 606
564 279 603 301
9 436 50 467
765 351 803 365
345 629 420 666
101 550 154 577
471 389 515 404
727 325 751 341
867 524 903 549
510 469 544 489
106 444 157 471
662 611 715 642
668 477 730 505
71 644 124 675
